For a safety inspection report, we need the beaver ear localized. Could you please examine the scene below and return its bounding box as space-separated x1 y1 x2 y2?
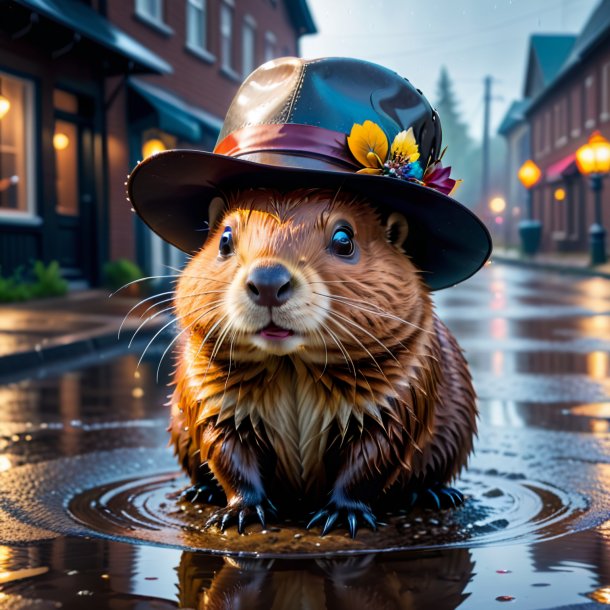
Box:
385 213 409 249
208 196 227 230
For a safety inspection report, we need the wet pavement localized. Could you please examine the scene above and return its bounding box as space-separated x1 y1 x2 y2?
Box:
1 264 610 608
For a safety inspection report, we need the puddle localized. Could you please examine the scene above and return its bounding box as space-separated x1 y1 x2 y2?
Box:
65 470 588 557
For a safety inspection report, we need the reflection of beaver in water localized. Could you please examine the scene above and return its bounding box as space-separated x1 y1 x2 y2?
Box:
169 188 477 536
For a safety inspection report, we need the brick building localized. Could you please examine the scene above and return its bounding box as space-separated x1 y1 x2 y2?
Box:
0 0 315 285
499 0 610 254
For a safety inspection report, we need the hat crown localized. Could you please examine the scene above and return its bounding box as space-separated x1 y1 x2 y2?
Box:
217 57 442 169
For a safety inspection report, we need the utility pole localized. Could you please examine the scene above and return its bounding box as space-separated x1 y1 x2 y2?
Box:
481 75 492 218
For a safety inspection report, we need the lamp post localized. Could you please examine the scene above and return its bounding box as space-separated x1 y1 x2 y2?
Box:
517 159 542 256
576 131 610 266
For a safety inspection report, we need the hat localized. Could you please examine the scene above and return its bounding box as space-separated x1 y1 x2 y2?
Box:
127 57 492 290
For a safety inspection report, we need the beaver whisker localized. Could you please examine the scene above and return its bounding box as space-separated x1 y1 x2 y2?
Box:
163 265 233 285
193 312 232 386
315 304 400 366
128 304 177 348
313 292 431 336
137 291 226 326
155 302 225 382
313 328 329 382
109 274 184 297
317 318 357 381
183 306 229 380
118 290 176 339
136 301 225 369
318 308 399 401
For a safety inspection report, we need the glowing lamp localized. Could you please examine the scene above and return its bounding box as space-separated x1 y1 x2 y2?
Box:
517 160 542 189
53 133 70 151
489 196 506 214
142 138 167 159
0 94 10 119
554 188 566 201
576 131 610 176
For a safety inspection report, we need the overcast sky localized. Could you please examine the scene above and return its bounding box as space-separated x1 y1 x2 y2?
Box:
301 0 600 142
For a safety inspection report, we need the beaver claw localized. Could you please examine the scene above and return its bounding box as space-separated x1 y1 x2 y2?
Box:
178 482 226 506
307 501 377 538
205 500 277 534
421 485 465 510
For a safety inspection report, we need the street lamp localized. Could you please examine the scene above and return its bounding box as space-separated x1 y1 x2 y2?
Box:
576 131 610 265
517 159 542 255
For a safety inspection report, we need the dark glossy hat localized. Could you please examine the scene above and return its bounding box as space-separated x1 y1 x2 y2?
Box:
127 57 491 290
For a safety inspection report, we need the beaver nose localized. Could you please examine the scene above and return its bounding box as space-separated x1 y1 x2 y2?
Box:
246 264 293 307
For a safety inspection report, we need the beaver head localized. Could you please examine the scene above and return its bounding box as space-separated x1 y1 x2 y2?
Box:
175 188 433 368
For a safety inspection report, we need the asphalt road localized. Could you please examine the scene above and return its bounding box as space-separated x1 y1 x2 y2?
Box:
0 263 609 609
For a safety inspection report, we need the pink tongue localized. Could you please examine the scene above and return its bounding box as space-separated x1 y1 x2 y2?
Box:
260 324 293 339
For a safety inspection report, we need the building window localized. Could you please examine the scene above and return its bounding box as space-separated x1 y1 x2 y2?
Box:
242 16 256 77
584 74 596 129
543 111 551 154
533 118 541 158
264 31 277 63
602 62 610 123
135 0 172 34
186 0 208 53
0 70 35 219
220 0 235 73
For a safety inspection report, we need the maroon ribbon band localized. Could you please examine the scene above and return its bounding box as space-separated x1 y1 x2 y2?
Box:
214 124 360 170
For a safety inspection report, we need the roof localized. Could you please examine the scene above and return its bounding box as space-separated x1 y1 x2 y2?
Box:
284 0 317 35
12 0 172 75
498 99 531 136
527 0 610 113
531 35 576 86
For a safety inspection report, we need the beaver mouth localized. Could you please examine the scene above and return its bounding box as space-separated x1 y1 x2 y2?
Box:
258 323 296 340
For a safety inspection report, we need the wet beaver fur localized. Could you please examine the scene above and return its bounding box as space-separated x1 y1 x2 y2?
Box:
169 188 477 537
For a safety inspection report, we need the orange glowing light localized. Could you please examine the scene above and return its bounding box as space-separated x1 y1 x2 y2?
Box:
0 94 9 120
53 132 70 150
142 138 167 159
554 188 566 201
518 160 542 189
489 196 506 214
576 131 610 176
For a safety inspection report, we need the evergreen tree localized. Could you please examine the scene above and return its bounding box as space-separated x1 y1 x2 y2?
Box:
434 66 474 168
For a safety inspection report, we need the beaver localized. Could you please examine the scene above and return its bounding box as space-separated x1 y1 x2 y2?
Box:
169 187 477 537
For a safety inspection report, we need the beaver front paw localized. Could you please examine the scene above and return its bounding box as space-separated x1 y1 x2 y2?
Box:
420 485 465 510
307 499 377 538
178 481 226 506
205 498 277 534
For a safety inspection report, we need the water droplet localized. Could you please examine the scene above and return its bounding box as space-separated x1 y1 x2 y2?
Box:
77 590 94 596
496 595 515 602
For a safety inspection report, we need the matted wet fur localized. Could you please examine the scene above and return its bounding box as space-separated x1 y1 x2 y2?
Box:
169 188 477 536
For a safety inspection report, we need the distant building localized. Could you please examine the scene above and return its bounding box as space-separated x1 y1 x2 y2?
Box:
0 0 316 286
498 0 610 254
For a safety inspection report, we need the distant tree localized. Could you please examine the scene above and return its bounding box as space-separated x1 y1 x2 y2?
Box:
434 66 474 169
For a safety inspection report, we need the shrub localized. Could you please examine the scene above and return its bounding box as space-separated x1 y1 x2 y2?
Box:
103 259 144 292
0 261 68 303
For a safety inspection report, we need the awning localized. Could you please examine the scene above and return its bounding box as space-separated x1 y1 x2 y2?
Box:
546 153 578 182
12 0 172 75
128 78 223 143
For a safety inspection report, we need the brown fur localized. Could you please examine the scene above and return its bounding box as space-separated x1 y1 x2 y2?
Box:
169 188 477 523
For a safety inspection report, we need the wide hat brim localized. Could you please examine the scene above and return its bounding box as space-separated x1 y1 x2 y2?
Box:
128 149 492 291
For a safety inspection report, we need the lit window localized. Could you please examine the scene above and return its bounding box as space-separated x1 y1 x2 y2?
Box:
0 71 35 218
54 119 78 217
135 0 164 24
242 16 256 77
186 0 208 51
220 1 234 71
264 31 277 63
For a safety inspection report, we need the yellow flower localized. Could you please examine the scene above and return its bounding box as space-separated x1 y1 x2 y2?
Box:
347 120 388 170
390 127 420 163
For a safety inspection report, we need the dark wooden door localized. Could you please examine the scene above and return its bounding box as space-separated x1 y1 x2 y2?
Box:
53 111 96 284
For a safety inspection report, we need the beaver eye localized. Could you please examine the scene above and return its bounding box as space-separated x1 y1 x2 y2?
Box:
330 226 355 257
219 226 234 257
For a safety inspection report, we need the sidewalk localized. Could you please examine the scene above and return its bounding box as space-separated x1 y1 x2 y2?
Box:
0 289 172 381
491 248 610 280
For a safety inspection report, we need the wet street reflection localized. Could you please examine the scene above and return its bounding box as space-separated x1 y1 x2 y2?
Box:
1 265 610 608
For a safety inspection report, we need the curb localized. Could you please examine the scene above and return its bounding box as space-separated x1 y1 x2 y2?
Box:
0 325 173 384
492 255 610 280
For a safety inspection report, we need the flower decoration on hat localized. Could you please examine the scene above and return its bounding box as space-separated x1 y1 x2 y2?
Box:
347 120 460 196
